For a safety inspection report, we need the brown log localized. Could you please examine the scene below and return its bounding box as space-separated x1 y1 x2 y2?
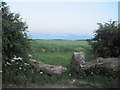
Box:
29 59 67 75
70 52 119 72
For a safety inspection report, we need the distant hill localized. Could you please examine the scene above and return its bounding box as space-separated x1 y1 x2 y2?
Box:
28 33 93 40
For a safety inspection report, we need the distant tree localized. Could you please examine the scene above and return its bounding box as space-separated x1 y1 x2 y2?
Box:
88 20 120 57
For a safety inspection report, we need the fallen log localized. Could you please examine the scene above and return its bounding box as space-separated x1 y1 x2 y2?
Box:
70 52 119 72
29 59 67 75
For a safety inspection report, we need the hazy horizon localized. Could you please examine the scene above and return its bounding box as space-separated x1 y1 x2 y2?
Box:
27 32 93 40
6 1 118 40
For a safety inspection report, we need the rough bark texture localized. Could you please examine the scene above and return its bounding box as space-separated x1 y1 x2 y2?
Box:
70 52 86 72
29 59 67 75
70 52 119 72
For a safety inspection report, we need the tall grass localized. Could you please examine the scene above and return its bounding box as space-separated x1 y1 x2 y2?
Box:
30 40 97 64
28 40 119 88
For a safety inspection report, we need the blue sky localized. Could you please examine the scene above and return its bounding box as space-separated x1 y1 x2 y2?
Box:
6 1 118 40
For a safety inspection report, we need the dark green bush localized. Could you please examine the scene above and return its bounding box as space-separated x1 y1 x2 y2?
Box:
88 20 120 57
2 2 33 86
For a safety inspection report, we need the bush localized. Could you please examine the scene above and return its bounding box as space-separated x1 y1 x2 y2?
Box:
88 20 120 57
2 2 33 86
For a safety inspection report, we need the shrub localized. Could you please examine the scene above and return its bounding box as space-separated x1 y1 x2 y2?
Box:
2 2 32 86
88 20 120 57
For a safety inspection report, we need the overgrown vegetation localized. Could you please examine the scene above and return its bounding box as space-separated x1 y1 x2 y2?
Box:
88 20 120 57
2 2 33 86
29 40 119 88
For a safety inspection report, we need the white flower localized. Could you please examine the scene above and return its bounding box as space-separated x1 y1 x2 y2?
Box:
18 57 22 60
19 67 22 70
24 63 29 66
0 71 2 73
11 59 14 62
13 55 17 60
13 57 17 60
28 54 32 58
13 55 22 61
73 79 75 82
40 72 43 74
6 62 11 65
69 74 71 76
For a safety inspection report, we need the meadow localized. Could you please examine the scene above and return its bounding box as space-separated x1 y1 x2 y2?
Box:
30 40 97 65
29 40 119 88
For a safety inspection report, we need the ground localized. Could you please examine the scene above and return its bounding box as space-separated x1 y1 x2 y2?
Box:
6 82 94 88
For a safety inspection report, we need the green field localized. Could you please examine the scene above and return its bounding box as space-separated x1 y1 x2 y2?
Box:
29 40 118 88
30 40 97 66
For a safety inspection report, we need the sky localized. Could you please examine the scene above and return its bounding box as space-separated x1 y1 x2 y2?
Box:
5 0 118 40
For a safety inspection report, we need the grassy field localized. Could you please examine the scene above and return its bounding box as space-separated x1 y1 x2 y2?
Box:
29 40 118 88
30 40 97 66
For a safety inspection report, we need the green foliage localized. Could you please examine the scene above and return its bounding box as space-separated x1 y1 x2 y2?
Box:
2 2 32 86
88 20 120 57
2 2 30 62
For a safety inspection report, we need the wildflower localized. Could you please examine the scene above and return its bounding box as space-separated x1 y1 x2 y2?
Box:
0 71 2 73
13 55 17 60
40 72 43 74
6 62 11 65
69 74 71 76
18 57 22 60
13 55 22 61
19 67 22 70
24 63 29 66
91 72 94 75
11 59 14 62
28 54 32 58
73 79 75 82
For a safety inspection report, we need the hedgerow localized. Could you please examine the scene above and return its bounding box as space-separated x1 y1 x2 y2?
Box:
2 2 33 86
